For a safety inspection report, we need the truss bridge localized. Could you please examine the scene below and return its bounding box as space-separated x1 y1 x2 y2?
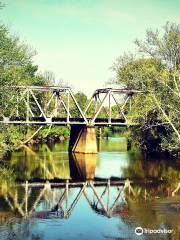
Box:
0 86 144 153
0 86 143 126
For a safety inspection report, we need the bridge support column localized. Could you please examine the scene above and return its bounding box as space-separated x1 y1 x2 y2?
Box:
69 125 97 154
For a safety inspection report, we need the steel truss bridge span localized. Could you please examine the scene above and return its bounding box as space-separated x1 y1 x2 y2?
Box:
0 86 144 126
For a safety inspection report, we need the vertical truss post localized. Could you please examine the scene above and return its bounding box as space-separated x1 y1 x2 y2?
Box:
55 93 58 117
129 95 132 111
95 94 98 113
25 180 28 217
107 179 110 212
65 179 69 209
67 90 70 124
108 91 111 124
144 188 147 201
16 95 19 116
26 89 30 122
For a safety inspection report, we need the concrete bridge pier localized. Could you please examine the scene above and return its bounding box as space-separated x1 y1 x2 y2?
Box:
69 125 97 154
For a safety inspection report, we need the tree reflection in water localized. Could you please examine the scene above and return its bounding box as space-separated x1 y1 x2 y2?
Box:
0 179 180 239
0 143 179 239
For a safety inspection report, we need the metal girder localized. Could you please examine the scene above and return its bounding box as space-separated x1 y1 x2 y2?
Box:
0 86 88 125
11 85 71 91
84 88 143 126
93 88 144 94
0 86 143 126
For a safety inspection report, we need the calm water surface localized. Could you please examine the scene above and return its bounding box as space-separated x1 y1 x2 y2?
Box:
0 136 180 240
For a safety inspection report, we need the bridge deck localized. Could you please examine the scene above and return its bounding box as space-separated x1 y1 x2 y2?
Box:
18 178 164 188
0 117 134 126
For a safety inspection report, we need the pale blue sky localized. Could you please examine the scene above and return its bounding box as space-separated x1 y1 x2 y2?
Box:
1 0 180 95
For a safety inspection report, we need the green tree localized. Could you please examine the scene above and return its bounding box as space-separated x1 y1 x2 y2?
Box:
75 91 87 110
0 22 52 155
112 22 180 155
135 22 180 69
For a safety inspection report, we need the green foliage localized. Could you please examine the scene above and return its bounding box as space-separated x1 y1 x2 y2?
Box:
38 126 70 139
0 23 52 156
75 92 87 109
71 91 88 117
134 21 180 69
0 22 90 156
112 22 180 156
0 125 26 155
101 127 112 137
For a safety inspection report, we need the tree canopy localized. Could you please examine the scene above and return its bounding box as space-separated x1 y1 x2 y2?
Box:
112 22 180 155
0 23 59 154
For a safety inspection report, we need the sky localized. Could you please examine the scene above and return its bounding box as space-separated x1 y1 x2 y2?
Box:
1 0 180 96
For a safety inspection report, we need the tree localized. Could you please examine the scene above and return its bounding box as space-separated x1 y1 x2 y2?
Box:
75 92 88 110
134 22 180 69
112 22 180 156
0 23 55 154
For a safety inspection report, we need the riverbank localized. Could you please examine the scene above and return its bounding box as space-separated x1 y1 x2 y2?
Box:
0 125 179 160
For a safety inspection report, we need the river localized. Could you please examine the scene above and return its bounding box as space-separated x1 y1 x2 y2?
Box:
0 136 179 240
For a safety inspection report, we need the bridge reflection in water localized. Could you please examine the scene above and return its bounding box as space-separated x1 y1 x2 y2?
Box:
0 146 180 240
0 144 180 222
2 179 131 219
1 178 180 221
